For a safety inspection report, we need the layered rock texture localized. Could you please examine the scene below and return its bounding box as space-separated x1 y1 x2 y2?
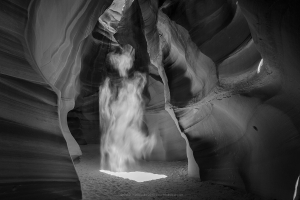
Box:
1 0 300 199
0 0 111 199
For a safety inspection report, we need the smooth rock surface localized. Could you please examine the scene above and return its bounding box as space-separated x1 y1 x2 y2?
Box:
1 0 300 199
0 0 86 198
139 0 300 199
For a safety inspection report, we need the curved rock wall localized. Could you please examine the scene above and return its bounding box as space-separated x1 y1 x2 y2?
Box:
1 0 300 199
0 0 111 199
0 0 82 198
139 0 300 199
25 0 112 158
237 0 300 199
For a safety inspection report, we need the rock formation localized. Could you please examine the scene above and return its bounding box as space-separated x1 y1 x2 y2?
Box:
0 0 300 199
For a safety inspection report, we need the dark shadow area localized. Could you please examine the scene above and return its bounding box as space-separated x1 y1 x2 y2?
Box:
161 0 237 48
162 46 194 108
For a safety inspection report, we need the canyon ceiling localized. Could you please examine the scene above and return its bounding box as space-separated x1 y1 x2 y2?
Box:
0 0 300 199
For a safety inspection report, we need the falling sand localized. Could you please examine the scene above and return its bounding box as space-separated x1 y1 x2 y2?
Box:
74 145 265 200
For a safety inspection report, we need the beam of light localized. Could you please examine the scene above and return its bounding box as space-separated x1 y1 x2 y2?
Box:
257 59 263 73
99 44 156 172
100 170 167 182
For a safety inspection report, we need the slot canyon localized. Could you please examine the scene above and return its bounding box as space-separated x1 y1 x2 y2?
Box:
0 0 300 199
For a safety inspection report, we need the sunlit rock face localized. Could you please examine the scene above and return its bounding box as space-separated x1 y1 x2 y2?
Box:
1 0 300 199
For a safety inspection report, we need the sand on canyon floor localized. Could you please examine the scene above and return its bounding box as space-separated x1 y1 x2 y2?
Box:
74 145 264 200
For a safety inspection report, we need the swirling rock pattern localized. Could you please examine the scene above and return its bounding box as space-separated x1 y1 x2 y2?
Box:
25 0 112 158
0 0 111 199
139 0 300 199
1 0 300 199
0 0 81 199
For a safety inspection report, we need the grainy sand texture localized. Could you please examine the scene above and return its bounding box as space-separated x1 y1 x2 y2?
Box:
74 145 263 200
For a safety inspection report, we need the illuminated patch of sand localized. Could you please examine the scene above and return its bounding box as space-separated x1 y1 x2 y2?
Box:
100 170 167 182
